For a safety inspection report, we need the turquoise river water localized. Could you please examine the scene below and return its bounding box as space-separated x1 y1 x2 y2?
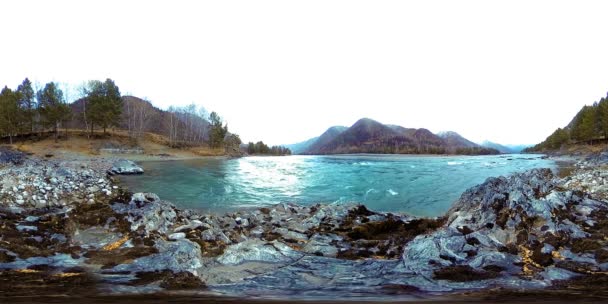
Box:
119 154 554 217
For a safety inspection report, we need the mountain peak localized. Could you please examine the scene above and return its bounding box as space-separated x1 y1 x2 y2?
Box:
352 117 382 127
296 118 499 155
437 131 478 148
437 131 462 138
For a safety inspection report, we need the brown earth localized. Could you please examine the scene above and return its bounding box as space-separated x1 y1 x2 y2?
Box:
9 129 225 161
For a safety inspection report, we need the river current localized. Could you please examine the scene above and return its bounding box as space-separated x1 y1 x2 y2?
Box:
119 154 554 217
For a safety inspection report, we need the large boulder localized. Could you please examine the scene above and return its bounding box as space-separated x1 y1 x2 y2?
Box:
217 239 303 265
108 159 144 175
112 238 203 276
111 192 177 235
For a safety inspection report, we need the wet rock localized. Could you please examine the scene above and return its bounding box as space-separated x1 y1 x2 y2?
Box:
540 266 579 281
302 234 340 257
108 159 144 175
111 192 177 235
85 246 159 269
201 229 231 244
112 239 203 275
16 225 37 232
402 228 467 271
174 220 204 232
217 240 303 265
24 216 39 222
72 227 123 249
168 232 186 241
272 227 308 243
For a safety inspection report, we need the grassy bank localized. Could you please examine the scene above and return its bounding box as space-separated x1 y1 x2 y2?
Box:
6 129 226 161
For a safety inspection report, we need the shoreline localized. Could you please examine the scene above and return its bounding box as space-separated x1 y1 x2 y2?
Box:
0 148 607 301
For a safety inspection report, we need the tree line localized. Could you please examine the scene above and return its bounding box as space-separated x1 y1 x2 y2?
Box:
527 92 608 151
0 78 237 151
0 78 72 143
246 141 292 155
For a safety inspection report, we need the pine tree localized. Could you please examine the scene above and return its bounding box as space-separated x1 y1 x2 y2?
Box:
208 111 228 148
37 82 71 142
86 79 122 134
597 96 608 138
0 86 21 144
17 78 35 133
571 106 597 141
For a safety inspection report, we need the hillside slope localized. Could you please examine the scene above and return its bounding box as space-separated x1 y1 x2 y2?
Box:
304 126 348 154
285 137 319 154
481 141 521 154
526 92 608 152
68 96 211 143
437 131 478 148
301 118 499 155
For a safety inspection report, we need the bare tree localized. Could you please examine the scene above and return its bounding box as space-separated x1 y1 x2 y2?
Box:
74 82 90 138
61 82 72 139
134 98 155 138
126 96 132 137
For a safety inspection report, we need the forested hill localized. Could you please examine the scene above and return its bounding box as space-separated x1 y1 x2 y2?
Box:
296 118 499 155
69 96 212 145
0 78 241 152
526 92 608 152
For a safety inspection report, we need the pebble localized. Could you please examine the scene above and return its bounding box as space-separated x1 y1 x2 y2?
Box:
168 232 186 240
25 216 40 222
16 225 38 232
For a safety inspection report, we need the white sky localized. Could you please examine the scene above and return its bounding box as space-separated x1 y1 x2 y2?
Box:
2 1 608 146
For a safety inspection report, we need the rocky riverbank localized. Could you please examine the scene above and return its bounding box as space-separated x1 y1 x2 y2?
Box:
0 148 607 301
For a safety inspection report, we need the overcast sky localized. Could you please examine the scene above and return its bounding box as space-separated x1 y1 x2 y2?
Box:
2 1 608 146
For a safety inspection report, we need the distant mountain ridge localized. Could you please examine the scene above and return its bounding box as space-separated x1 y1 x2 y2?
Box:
437 131 478 148
479 141 529 154
285 136 319 154
290 118 499 155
